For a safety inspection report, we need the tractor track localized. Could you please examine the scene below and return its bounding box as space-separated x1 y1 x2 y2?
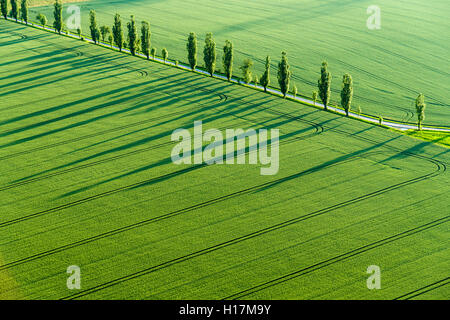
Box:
393 277 450 300
0 113 315 192
57 186 447 299
5 27 146 78
222 217 450 300
240 51 416 124
0 90 446 275
0 88 323 191
0 117 321 230
1 20 448 299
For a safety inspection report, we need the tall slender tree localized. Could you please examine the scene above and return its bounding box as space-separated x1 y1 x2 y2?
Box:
112 13 124 51
240 58 253 84
415 93 426 130
340 73 353 116
223 40 233 81
89 10 100 44
186 32 197 70
11 0 18 21
318 61 332 110
127 15 138 56
277 51 291 98
203 32 216 76
1 0 7 19
140 21 151 59
260 56 271 92
20 0 27 23
53 0 63 34
100 25 110 42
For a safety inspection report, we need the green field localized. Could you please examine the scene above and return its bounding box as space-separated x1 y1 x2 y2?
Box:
29 0 450 127
405 130 450 148
0 17 449 300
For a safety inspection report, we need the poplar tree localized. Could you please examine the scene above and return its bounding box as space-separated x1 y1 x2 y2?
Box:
112 13 124 51
187 32 197 70
203 32 216 76
223 40 233 81
36 13 47 27
312 91 318 106
127 15 138 56
100 25 110 42
1 0 7 19
20 0 27 23
318 61 332 110
151 47 156 59
240 58 253 84
11 0 18 21
277 51 291 98
53 0 63 34
260 56 270 92
292 83 298 98
140 21 151 59
340 73 353 116
415 93 426 130
89 10 100 44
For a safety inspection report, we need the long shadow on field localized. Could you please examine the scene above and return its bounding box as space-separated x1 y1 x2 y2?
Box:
13 82 252 177
0 45 86 67
7 79 233 183
254 135 402 192
0 33 47 47
57 112 329 198
9 101 324 190
0 72 184 131
0 51 145 91
0 49 142 83
0 54 91 83
379 140 443 165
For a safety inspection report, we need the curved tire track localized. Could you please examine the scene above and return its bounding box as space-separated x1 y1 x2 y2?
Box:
58 192 448 300
0 92 321 191
223 217 450 300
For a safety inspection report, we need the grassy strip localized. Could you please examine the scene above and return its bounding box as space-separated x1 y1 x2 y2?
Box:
403 130 450 148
